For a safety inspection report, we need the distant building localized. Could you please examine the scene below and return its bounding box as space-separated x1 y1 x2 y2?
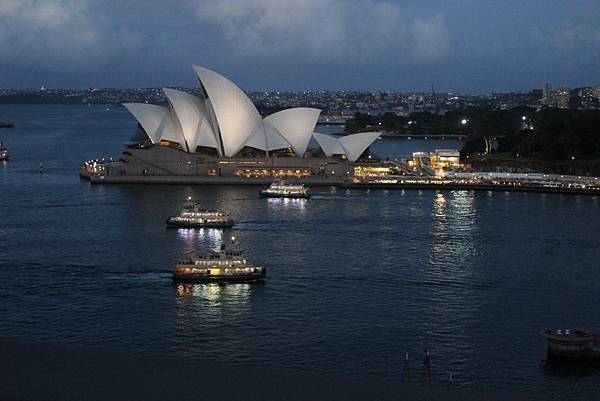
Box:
430 149 461 170
411 152 430 168
540 83 571 109
541 82 552 106
555 87 570 109
410 149 460 171
580 87 600 110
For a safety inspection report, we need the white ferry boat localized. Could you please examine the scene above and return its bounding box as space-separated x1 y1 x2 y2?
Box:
0 140 9 161
173 238 265 283
166 197 233 228
259 179 310 199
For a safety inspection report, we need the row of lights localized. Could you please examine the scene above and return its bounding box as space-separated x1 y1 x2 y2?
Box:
83 157 113 166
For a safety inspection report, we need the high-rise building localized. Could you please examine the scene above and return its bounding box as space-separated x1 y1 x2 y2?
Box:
555 87 570 109
580 87 600 110
541 82 552 105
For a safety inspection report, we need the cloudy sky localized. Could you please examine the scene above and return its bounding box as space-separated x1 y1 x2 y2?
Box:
1 0 599 92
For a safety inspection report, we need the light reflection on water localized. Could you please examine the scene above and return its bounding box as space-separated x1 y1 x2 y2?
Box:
176 282 252 305
425 191 480 347
175 282 253 312
174 282 257 335
177 228 225 254
430 191 477 263
266 197 308 210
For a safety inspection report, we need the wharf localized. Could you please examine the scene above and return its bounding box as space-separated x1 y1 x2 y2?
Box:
343 181 600 195
83 173 344 186
82 171 600 195
81 163 600 195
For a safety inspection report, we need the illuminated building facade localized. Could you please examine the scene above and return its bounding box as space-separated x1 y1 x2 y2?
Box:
81 65 381 183
410 152 430 168
430 149 461 169
555 87 570 109
541 81 552 106
409 149 460 171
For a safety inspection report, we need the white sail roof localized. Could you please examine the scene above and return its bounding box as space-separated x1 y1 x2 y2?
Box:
124 66 377 160
245 123 292 151
339 132 381 161
162 88 220 154
312 132 345 157
264 108 321 156
160 108 188 148
193 65 262 157
313 132 381 161
123 103 185 147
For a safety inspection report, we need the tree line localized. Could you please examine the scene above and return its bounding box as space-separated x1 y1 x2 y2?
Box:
346 107 600 162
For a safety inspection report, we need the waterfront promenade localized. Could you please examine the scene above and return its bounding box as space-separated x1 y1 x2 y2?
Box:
81 164 600 195
345 174 600 195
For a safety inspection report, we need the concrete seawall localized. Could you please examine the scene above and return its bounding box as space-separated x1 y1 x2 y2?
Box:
343 182 600 196
81 173 600 196
84 174 345 186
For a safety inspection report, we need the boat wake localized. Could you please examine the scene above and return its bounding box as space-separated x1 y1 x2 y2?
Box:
38 202 124 209
309 195 362 201
119 271 172 282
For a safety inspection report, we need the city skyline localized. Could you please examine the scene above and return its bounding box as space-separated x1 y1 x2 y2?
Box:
2 80 599 113
1 80 598 95
1 0 599 92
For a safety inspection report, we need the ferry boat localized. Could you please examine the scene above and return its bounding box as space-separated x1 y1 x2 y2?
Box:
259 179 310 198
542 329 600 359
173 238 265 283
0 141 8 161
167 197 233 228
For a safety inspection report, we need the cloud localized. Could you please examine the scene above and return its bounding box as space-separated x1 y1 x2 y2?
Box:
0 0 140 71
530 20 600 50
189 0 452 63
410 13 450 61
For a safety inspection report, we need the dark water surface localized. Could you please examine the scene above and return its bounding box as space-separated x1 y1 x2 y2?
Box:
1 105 599 400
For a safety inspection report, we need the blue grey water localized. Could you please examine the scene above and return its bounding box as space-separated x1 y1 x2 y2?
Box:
1 105 599 400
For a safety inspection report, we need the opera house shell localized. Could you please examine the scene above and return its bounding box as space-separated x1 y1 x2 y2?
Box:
81 66 381 184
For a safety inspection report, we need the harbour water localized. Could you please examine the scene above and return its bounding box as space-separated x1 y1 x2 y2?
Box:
1 105 599 400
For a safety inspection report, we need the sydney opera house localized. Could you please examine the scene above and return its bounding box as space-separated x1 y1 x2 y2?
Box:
81 66 381 184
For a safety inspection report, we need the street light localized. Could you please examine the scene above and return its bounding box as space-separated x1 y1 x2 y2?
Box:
460 118 468 125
